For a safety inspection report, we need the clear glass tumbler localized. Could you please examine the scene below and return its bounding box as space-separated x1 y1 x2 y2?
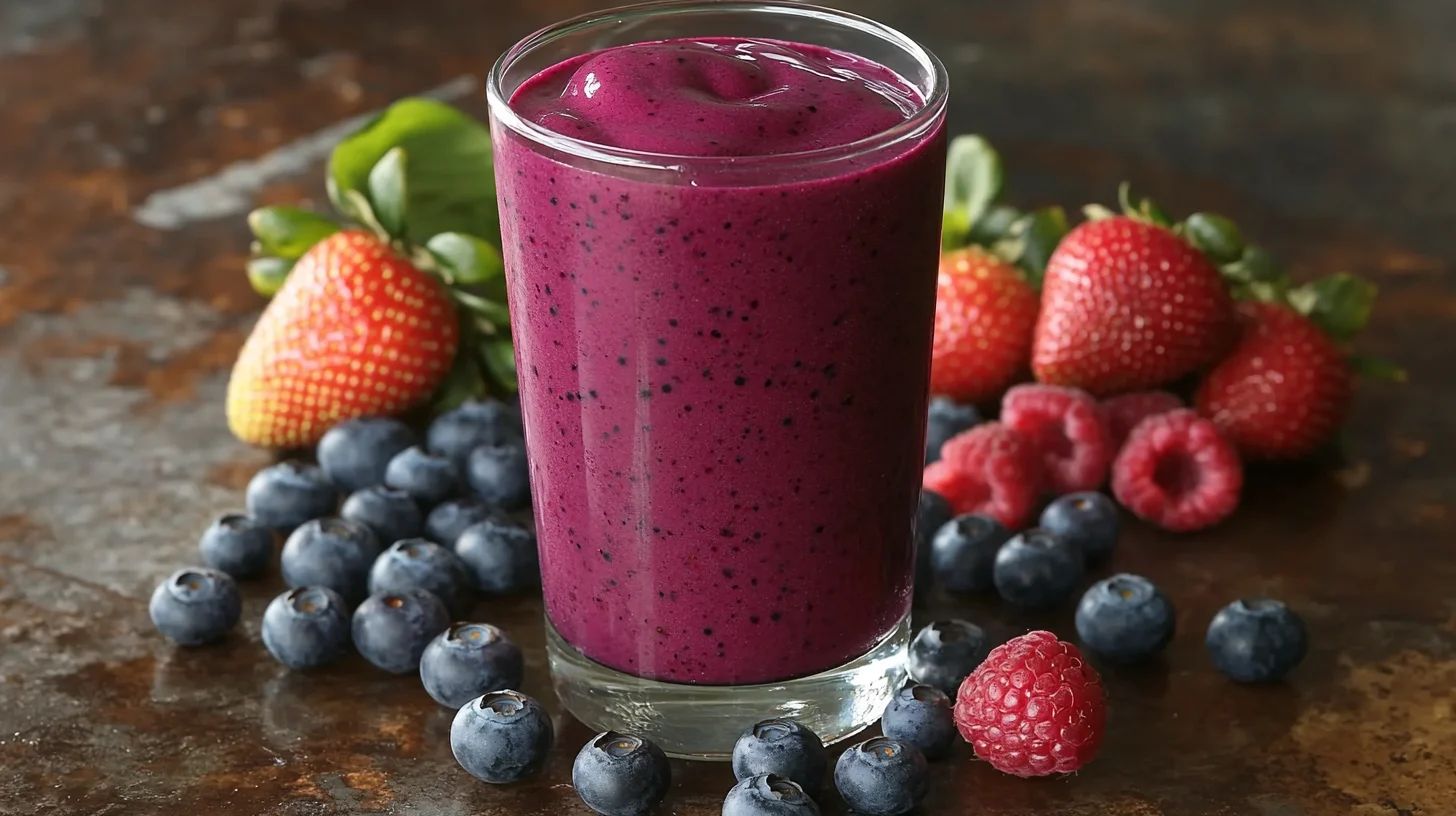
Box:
487 0 948 758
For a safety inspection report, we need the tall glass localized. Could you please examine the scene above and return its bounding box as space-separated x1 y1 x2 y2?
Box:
487 0 948 758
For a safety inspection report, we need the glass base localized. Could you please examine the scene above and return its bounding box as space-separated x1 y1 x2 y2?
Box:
545 614 910 760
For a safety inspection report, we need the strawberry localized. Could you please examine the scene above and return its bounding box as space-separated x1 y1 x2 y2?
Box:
1195 301 1353 461
934 135 1067 404
230 105 515 449
227 231 460 448
929 248 1039 404
1032 215 1236 397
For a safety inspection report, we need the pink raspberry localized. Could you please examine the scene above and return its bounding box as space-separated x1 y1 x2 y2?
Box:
1111 409 1243 532
1001 384 1113 494
953 630 1106 777
1101 390 1185 449
931 422 1041 530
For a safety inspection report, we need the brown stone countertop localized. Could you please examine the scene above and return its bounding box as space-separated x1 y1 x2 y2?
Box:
0 0 1452 814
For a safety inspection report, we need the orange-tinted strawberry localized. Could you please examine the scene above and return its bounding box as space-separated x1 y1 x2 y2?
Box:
1032 216 1235 397
930 248 1039 404
1195 301 1354 461
227 231 459 448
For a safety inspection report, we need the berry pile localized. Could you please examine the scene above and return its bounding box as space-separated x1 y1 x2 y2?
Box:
925 383 1242 534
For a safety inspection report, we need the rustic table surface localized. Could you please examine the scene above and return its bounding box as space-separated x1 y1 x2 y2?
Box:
0 0 1451 814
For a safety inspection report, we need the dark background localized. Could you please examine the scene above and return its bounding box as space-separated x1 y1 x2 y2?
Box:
0 1 1451 814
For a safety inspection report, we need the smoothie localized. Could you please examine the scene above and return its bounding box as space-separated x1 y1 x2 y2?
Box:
495 37 945 685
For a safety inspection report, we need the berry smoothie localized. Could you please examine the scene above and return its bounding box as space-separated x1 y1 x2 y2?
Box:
494 38 945 684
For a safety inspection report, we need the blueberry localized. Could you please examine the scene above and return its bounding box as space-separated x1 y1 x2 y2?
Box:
261 586 351 669
280 517 383 605
1075 574 1176 663
368 538 474 618
455 517 540 594
931 513 1010 594
451 690 554 784
351 588 451 674
907 619 989 694
833 737 928 816
1206 598 1308 683
340 485 422 546
466 440 531 511
148 568 241 646
925 396 981 465
426 497 508 549
731 718 828 793
913 490 953 595
572 731 672 816
723 774 821 816
384 445 461 509
421 622 525 708
992 528 1084 608
246 460 337 532
429 399 524 468
198 513 274 579
1040 492 1120 566
316 416 415 493
880 684 956 760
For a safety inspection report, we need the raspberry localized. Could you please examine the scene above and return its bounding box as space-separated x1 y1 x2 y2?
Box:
1001 385 1113 494
931 423 1041 529
953 630 1105 777
1111 409 1243 532
1100 390 1185 449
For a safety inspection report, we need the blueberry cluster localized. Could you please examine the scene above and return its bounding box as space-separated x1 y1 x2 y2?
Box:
920 398 1310 685
150 400 536 647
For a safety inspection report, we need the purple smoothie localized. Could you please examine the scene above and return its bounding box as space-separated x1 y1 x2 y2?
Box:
495 38 945 684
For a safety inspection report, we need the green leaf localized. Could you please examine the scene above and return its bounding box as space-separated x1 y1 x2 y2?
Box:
367 147 408 238
1014 207 1069 288
1083 203 1117 221
1288 274 1377 342
480 337 518 393
1185 212 1245 265
246 256 292 297
329 98 500 246
967 205 1023 246
942 211 971 252
943 135 1003 230
1347 353 1407 382
1117 182 1172 227
453 289 512 330
428 232 505 286
430 340 488 413
1221 246 1286 293
248 207 339 259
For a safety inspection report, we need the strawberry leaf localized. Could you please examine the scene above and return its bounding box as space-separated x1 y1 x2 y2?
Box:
246 256 291 297
431 329 489 413
1348 353 1407 382
942 135 1003 249
427 232 505 287
248 206 339 259
453 289 512 331
480 337 518 393
367 147 408 239
1185 212 1245 265
967 205 1023 246
1116 182 1172 228
329 98 501 247
1012 206 1068 289
1288 273 1377 342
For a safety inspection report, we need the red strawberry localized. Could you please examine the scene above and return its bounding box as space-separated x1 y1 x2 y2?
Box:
1032 216 1235 396
930 248 1039 404
1195 301 1354 460
227 231 460 448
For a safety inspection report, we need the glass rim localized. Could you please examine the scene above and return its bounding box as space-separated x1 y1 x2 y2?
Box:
485 0 949 173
